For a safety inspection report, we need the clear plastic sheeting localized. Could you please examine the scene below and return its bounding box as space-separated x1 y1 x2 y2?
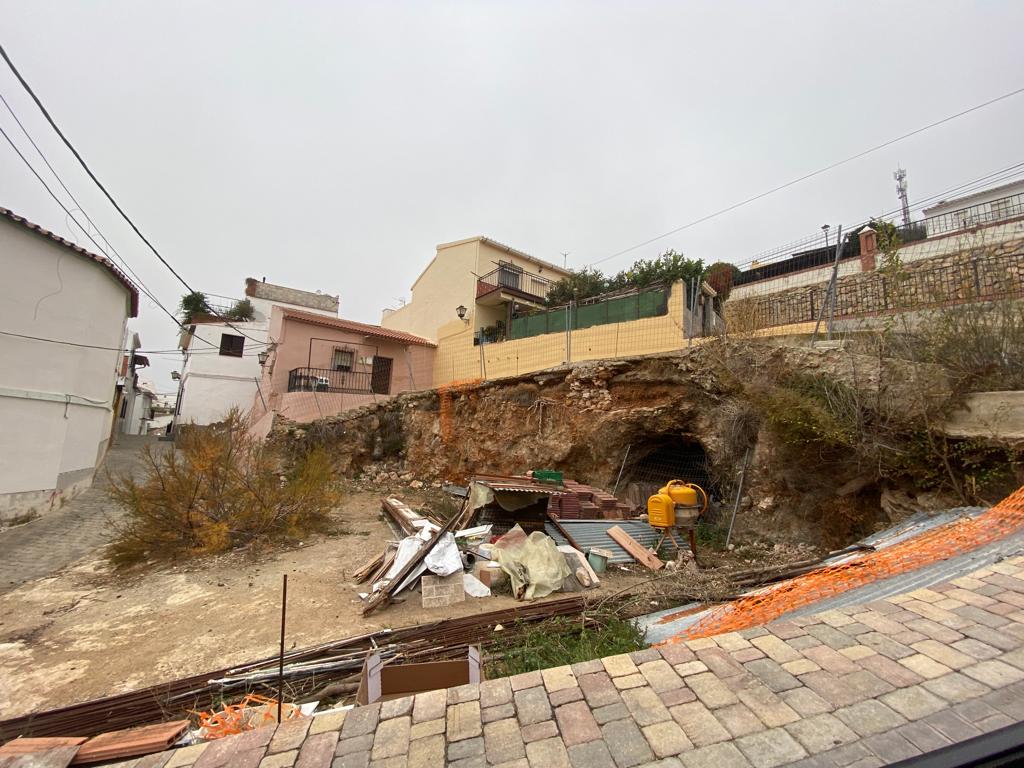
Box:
493 525 571 601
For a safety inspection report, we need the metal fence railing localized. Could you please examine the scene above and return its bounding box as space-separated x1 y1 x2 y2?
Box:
731 250 1024 331
476 266 555 303
922 192 1024 238
287 367 372 394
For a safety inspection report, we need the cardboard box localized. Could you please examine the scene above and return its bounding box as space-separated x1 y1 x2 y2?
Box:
356 646 482 705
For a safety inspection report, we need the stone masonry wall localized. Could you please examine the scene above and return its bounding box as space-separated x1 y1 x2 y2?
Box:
727 239 1024 331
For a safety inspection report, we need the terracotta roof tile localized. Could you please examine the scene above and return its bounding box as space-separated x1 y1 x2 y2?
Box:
1 206 139 317
280 308 436 347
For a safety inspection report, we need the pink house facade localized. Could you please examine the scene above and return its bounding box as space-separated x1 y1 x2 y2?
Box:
249 307 434 437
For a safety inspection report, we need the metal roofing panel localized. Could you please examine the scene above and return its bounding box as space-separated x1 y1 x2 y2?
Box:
545 520 677 563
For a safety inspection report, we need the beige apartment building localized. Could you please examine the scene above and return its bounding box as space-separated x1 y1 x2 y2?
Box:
381 236 573 344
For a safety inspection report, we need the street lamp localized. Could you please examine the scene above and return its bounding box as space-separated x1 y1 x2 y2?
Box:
456 305 467 320
821 223 831 254
258 350 269 366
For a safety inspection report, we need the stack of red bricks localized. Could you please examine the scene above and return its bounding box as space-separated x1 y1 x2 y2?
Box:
549 480 632 520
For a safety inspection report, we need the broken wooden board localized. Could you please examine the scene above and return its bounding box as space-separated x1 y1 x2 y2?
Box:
70 721 188 764
607 525 664 570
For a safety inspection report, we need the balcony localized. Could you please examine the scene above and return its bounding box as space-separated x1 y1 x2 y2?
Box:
922 192 1024 238
287 367 372 394
476 265 555 307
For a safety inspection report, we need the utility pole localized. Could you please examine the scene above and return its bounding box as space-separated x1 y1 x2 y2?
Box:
894 168 911 227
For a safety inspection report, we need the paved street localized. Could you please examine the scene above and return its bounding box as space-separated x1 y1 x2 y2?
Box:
130 556 1024 768
0 436 162 593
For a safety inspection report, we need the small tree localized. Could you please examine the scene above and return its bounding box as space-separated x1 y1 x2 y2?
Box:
179 291 209 324
704 262 741 302
226 298 255 321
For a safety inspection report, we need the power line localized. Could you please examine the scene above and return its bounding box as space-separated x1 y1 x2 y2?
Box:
0 92 187 329
734 160 1024 269
0 43 265 346
588 84 1024 268
0 328 268 354
0 42 196 291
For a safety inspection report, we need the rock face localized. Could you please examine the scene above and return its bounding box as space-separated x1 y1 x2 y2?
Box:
270 341 995 547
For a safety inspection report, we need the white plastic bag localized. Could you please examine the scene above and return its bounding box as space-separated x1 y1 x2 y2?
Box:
424 532 463 577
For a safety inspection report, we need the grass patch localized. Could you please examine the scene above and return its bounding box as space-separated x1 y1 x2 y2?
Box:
484 611 645 678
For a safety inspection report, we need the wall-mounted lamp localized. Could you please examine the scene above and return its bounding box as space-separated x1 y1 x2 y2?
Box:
258 350 270 366
456 305 467 320
170 371 181 381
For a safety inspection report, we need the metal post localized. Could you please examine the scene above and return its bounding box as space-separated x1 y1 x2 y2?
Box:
687 279 694 348
565 300 572 364
277 574 288 723
810 225 844 346
612 444 631 495
724 447 751 550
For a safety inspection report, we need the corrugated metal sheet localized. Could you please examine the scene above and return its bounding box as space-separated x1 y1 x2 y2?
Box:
545 520 677 563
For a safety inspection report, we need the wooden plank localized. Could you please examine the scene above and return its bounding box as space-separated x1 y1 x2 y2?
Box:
607 525 664 570
353 551 386 583
0 740 87 757
362 511 463 616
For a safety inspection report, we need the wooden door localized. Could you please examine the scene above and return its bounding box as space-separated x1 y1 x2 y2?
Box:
371 356 393 395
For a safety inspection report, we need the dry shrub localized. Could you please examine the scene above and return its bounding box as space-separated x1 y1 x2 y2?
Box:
108 411 340 566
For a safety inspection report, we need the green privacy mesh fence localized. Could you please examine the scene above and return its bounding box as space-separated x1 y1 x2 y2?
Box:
510 287 670 340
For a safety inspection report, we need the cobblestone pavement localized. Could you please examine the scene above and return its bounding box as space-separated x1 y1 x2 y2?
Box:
124 555 1024 768
0 436 162 593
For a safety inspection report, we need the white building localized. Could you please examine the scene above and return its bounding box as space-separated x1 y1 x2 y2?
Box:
0 207 138 521
174 278 338 427
921 179 1024 237
115 331 153 436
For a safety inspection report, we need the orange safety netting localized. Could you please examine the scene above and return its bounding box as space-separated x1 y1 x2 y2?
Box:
666 484 1024 643
194 694 303 739
438 379 481 443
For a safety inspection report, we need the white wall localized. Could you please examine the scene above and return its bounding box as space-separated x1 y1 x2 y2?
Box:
0 218 131 519
176 320 268 426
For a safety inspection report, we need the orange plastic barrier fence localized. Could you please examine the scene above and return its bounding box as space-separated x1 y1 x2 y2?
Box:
670 484 1024 642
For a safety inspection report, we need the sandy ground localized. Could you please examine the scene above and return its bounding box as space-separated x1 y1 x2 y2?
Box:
0 490 645 719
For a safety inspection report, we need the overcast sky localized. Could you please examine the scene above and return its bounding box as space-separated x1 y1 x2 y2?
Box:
3 0 1023 391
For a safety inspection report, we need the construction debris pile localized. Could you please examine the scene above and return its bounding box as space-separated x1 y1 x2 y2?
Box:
356 477 610 615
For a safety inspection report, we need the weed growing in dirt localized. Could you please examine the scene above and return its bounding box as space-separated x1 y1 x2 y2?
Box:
107 411 341 566
484 612 645 678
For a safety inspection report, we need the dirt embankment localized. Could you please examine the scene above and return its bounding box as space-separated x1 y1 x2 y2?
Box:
275 342 972 550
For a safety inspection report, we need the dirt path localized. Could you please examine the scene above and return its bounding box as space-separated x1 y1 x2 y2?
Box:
0 489 645 719
0 435 164 594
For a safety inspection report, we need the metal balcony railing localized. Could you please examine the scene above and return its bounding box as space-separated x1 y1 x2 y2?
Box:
922 192 1024 237
287 367 372 394
477 266 555 303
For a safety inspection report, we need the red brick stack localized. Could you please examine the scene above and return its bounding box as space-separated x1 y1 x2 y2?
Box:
548 479 633 520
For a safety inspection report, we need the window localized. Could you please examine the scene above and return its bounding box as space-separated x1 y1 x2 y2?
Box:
332 348 354 371
219 333 245 357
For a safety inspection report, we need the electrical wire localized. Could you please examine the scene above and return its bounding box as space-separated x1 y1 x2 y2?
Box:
588 84 1024 268
0 328 268 354
734 160 1024 268
0 43 265 345
0 92 189 332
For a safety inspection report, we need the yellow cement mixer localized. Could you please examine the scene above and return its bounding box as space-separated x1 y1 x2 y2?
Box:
647 480 708 561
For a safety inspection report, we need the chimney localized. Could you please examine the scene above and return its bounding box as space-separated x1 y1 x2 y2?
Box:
858 226 878 271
